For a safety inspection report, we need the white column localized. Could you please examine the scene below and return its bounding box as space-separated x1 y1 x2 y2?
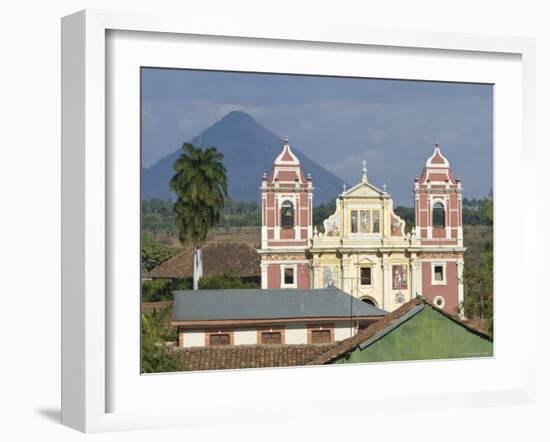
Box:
445 196 451 239
382 261 390 310
274 195 280 240
342 259 352 296
410 260 418 300
415 261 423 298
312 263 321 289
261 262 268 289
457 258 465 319
261 195 267 248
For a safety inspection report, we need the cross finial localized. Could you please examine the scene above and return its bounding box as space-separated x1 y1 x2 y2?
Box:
383 183 387 192
342 182 347 193
361 159 368 182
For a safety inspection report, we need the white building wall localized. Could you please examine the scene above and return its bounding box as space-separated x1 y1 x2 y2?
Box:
284 324 308 344
334 323 354 341
181 331 205 348
234 329 258 345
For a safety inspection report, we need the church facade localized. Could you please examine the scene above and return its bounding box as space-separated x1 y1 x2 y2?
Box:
259 138 466 316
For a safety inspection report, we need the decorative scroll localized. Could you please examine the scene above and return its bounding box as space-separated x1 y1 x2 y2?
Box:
390 214 405 236
323 211 341 237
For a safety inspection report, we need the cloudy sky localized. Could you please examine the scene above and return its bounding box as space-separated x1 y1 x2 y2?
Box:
142 68 493 206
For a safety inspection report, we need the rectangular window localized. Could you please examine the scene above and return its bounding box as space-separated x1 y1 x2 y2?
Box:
311 330 332 344
261 332 282 345
434 265 444 282
350 210 358 233
209 334 230 346
284 267 294 285
360 267 372 285
372 210 380 233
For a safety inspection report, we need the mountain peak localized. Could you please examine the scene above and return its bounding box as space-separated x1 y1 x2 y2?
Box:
142 112 344 204
218 110 258 125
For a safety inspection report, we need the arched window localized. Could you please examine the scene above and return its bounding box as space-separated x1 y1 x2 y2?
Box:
281 200 294 228
360 297 377 307
432 202 445 228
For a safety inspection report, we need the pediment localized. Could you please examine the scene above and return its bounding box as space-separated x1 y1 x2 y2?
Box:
343 181 385 198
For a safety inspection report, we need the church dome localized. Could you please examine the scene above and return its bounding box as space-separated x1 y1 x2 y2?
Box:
425 142 450 168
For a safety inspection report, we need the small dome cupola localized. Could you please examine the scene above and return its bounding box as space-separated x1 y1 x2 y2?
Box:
425 141 450 168
274 136 300 165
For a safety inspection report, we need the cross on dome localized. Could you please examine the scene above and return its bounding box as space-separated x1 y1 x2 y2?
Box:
361 159 368 182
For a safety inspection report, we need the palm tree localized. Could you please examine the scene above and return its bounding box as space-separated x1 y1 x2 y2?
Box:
170 143 228 290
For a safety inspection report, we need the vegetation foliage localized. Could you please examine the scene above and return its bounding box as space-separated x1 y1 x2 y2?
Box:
141 273 259 302
141 306 187 373
141 232 179 272
461 195 493 334
142 278 191 302
198 272 260 290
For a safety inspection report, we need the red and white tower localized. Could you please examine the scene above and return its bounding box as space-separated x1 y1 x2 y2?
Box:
259 137 313 289
414 142 465 315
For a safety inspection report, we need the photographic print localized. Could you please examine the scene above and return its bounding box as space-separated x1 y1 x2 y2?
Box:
140 69 494 373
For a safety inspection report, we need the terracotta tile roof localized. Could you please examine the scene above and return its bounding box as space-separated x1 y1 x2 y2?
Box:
174 343 338 371
144 242 261 279
306 297 492 366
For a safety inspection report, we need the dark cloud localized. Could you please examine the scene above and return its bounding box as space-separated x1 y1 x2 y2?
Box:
141 68 492 205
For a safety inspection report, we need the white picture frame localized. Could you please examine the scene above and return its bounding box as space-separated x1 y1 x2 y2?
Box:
61 9 537 433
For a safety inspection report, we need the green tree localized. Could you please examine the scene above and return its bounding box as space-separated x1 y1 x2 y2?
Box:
170 143 228 290
394 206 415 233
313 198 337 231
198 272 260 290
141 307 186 373
462 194 493 335
141 278 192 302
141 239 179 273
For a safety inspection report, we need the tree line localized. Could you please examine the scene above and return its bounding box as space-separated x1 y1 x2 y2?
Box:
143 193 494 239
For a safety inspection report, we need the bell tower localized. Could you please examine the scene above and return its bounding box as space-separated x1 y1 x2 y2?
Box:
259 137 313 289
414 142 463 245
413 142 465 315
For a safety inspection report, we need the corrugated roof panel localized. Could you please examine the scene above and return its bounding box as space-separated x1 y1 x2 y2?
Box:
173 287 387 321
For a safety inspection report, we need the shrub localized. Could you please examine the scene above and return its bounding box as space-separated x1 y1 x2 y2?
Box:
198 272 259 289
141 307 186 373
